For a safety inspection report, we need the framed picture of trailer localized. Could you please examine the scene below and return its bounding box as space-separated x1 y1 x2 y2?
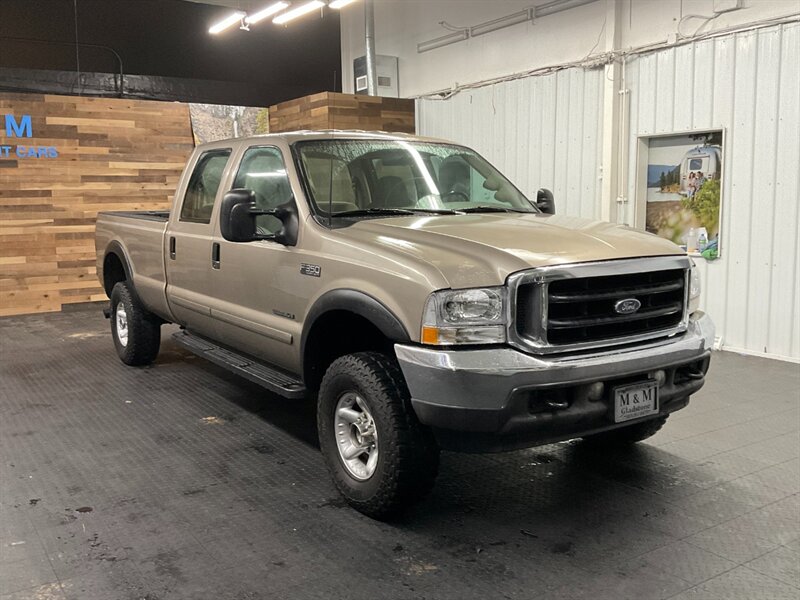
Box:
634 129 725 260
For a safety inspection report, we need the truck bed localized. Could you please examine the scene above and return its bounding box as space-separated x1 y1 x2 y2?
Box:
99 210 170 222
95 210 172 321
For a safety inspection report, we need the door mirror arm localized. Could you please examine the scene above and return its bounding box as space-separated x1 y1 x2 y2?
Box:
535 188 556 215
246 202 299 246
220 189 299 246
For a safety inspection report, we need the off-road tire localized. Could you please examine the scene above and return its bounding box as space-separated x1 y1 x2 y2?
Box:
582 415 669 446
110 281 161 366
317 352 439 519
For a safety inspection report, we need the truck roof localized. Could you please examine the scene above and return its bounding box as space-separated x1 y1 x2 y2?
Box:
196 129 451 150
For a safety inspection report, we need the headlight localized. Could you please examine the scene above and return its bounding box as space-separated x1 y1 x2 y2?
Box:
689 266 701 314
421 287 506 345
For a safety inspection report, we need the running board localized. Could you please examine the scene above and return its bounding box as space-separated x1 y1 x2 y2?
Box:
172 331 306 399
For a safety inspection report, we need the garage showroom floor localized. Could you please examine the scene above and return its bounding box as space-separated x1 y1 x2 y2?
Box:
1 306 798 600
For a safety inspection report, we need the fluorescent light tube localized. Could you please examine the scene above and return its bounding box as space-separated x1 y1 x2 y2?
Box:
469 10 531 37
246 2 290 24
329 0 357 8
209 11 246 34
417 30 469 53
535 0 595 18
273 0 324 24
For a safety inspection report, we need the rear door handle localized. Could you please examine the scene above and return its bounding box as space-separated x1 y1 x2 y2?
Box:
211 242 221 269
169 236 176 260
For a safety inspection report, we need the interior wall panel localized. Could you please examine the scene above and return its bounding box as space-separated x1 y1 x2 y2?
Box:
0 93 195 316
418 22 798 360
625 22 800 360
417 68 605 220
269 92 414 133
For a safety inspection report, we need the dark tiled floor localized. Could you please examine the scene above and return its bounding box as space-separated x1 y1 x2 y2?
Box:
1 306 798 600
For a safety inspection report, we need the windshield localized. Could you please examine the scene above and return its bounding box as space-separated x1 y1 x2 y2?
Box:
294 139 536 218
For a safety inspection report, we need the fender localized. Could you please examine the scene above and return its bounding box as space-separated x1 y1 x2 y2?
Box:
103 240 170 324
300 289 411 358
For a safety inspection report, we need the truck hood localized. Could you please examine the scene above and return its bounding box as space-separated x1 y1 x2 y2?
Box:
340 213 685 288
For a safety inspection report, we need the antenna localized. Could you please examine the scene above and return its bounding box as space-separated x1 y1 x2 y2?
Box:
328 71 338 229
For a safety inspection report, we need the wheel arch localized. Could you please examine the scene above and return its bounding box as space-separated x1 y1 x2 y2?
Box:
102 241 134 297
301 289 411 391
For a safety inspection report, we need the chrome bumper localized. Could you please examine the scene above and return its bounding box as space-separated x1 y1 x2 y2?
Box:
395 312 714 450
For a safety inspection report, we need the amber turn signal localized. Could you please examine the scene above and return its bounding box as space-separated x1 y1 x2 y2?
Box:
421 326 439 345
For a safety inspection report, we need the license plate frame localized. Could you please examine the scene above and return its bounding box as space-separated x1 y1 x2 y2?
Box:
612 380 659 423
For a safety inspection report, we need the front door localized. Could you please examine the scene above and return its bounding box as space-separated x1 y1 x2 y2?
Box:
208 145 303 371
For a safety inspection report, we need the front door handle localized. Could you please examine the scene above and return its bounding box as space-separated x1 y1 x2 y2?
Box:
211 242 221 269
169 236 176 260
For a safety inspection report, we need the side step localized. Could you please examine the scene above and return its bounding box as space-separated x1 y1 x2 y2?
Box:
172 331 306 399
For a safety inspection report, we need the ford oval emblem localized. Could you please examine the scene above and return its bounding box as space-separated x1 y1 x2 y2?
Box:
614 298 641 315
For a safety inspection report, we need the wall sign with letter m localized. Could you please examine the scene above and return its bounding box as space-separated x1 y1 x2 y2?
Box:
4 114 33 138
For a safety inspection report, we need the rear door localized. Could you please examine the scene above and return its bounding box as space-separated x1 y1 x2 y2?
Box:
165 145 233 336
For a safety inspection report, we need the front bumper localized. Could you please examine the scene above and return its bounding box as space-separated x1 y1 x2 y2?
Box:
396 312 715 452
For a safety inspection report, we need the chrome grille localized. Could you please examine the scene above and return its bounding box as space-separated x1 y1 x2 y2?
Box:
508 256 691 354
546 269 685 344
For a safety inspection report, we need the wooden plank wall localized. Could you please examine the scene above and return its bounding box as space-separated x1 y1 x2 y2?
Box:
0 90 410 317
0 93 194 317
269 92 415 133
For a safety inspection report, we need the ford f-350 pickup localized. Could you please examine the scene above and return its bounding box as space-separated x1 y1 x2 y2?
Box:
95 131 714 518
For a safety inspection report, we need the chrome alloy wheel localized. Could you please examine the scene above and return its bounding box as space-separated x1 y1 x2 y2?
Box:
115 303 129 347
334 392 379 480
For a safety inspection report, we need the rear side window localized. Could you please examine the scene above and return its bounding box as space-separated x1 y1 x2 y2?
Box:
180 149 231 224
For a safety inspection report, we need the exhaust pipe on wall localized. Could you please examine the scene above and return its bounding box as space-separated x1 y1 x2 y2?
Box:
364 0 378 96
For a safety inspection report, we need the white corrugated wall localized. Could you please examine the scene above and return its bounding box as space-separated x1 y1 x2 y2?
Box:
417 68 605 219
623 22 800 360
416 22 800 361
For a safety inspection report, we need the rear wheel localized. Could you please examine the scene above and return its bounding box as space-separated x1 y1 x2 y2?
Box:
582 415 669 446
317 352 439 519
110 281 161 366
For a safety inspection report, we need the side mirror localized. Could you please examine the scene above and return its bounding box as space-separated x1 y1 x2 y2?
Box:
536 188 555 215
219 189 299 246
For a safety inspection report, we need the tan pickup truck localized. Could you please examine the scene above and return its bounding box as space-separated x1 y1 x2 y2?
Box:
95 131 714 518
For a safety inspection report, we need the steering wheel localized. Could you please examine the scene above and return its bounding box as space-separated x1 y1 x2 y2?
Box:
441 190 470 203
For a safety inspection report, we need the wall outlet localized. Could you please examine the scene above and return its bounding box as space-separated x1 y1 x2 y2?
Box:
712 0 741 14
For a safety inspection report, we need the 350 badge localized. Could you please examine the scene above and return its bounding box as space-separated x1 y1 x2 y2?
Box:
300 263 321 277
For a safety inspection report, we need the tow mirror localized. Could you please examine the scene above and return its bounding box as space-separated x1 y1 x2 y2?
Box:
536 188 555 215
219 189 299 246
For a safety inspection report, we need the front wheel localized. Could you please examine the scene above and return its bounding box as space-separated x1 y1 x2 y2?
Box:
110 281 161 366
317 352 439 519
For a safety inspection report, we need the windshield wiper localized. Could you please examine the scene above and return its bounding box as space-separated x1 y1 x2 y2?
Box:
334 207 462 217
406 208 461 214
334 208 417 217
459 206 529 213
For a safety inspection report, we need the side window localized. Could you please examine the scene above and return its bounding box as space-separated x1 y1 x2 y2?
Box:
233 146 294 234
180 149 231 224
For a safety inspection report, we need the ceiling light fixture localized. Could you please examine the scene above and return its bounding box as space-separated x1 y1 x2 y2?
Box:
469 9 532 37
417 30 469 53
329 0 358 8
208 10 246 34
246 2 290 24
273 0 325 24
